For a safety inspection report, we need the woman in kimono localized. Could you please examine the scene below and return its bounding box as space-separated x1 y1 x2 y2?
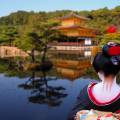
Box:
68 42 120 120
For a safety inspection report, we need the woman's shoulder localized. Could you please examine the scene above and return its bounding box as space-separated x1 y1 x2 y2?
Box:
87 82 120 106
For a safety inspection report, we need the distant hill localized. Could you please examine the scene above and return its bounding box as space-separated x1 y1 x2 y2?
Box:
0 6 120 31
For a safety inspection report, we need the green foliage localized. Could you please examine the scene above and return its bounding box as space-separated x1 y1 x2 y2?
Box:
100 33 120 45
0 6 120 49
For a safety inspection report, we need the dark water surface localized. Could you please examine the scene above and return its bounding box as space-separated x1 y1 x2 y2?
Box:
0 48 119 120
0 72 95 120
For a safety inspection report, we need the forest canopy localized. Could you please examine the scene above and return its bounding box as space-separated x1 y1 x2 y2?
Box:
0 6 120 50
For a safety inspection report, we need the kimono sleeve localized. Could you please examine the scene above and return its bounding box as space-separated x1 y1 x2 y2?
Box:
68 85 91 120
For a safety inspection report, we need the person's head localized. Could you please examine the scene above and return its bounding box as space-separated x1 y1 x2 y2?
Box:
93 42 120 80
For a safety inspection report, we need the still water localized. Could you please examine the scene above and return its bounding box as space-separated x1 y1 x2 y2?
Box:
0 72 97 120
0 58 98 120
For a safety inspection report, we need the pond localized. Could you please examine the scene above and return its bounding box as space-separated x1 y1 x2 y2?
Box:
0 56 100 120
0 73 97 120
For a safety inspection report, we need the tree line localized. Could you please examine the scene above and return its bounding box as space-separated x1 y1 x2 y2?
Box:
0 6 120 51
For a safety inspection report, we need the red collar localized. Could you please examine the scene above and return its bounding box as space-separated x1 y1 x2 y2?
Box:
87 83 120 106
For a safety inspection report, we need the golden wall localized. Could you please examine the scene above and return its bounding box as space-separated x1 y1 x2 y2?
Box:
61 18 84 26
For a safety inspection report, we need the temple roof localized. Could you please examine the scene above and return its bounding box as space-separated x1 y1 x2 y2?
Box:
59 13 89 21
52 25 82 30
52 25 96 31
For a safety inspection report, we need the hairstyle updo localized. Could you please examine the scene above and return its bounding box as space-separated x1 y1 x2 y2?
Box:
93 42 120 77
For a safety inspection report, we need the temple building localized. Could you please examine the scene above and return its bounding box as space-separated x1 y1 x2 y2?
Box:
51 13 99 57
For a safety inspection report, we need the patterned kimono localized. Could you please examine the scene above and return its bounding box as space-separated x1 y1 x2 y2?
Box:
68 83 120 120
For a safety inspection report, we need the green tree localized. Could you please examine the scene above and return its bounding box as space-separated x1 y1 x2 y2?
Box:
28 22 65 63
100 33 120 45
5 26 18 46
28 32 41 62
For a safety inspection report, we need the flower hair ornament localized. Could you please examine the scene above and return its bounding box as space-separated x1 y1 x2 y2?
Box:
102 42 120 65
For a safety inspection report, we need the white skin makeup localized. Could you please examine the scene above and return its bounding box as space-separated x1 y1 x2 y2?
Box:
92 72 120 103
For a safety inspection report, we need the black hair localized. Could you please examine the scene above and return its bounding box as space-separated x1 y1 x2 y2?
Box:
93 52 120 77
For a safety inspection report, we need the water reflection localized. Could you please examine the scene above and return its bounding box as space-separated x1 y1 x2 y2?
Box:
0 55 119 120
52 53 92 79
18 71 68 106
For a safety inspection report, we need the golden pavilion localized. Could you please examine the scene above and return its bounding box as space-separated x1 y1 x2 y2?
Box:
51 13 99 56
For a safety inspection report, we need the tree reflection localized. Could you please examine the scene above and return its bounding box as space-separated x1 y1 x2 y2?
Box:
18 71 68 106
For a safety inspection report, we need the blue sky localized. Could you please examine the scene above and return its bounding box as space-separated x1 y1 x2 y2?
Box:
0 0 120 17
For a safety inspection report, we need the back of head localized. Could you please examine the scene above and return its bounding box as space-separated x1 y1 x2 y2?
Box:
93 42 120 77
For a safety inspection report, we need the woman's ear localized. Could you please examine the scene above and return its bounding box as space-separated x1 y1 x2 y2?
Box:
98 72 104 81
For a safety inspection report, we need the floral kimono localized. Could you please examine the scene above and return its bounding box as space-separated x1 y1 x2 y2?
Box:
68 83 120 120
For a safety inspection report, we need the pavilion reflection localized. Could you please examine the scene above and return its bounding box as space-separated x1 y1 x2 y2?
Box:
52 53 92 80
56 67 85 80
18 71 67 106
